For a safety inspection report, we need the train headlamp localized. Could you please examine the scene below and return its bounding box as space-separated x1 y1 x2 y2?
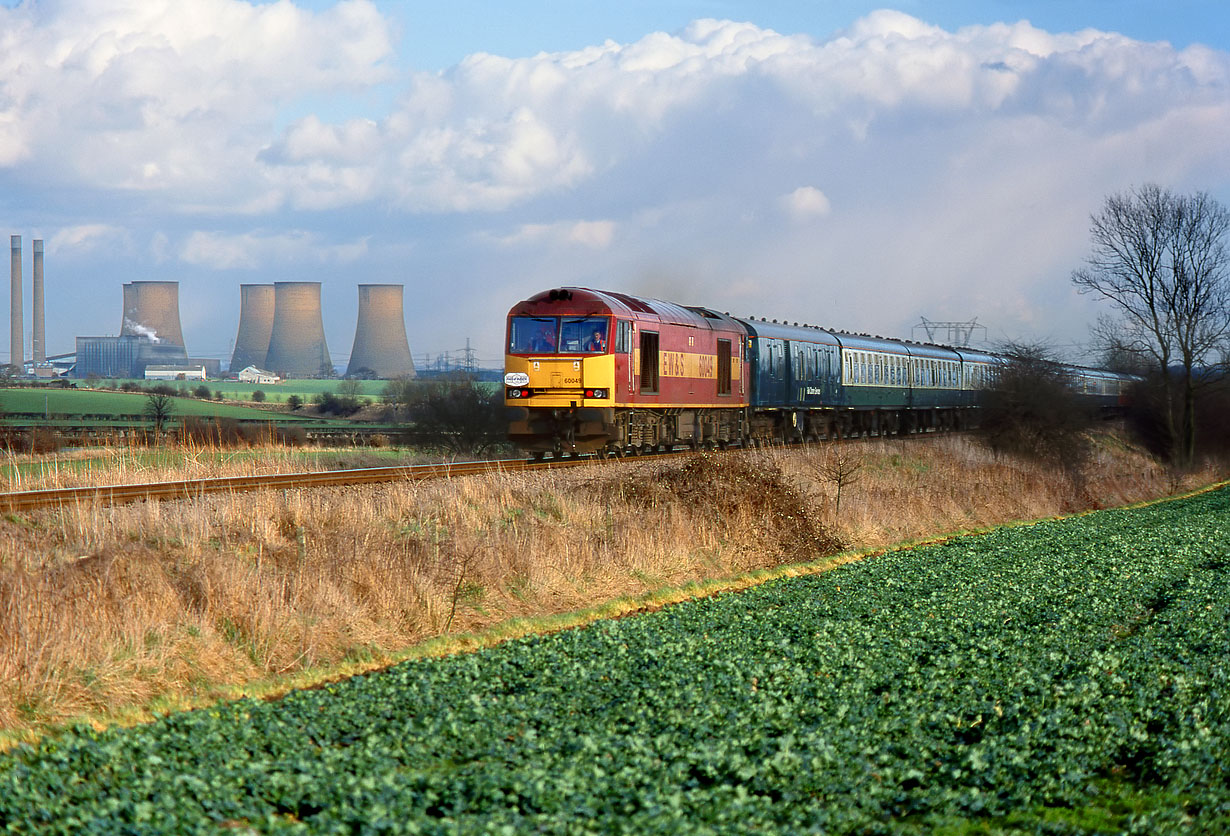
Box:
585 389 607 399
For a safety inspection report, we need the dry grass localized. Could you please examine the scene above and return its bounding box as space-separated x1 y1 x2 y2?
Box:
0 431 1221 746
0 436 458 493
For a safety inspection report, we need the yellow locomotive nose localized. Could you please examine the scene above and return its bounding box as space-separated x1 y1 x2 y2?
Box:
504 355 615 405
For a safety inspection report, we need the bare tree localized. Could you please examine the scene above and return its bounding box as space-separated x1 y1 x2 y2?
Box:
407 373 505 457
143 391 175 434
816 446 862 516
979 342 1093 479
1072 184 1230 464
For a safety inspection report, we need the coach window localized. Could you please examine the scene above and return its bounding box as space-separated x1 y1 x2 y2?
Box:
717 339 732 395
639 331 659 393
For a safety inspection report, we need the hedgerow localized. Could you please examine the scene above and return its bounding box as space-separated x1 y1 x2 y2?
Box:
1 488 1227 833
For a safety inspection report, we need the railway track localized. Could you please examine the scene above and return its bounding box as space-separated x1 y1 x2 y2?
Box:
0 457 590 514
0 431 954 514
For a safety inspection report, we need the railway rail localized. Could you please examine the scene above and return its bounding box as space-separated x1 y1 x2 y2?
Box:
0 458 566 514
0 431 951 514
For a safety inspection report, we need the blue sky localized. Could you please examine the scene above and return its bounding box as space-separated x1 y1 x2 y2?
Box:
1 0 1228 371
382 1 1230 70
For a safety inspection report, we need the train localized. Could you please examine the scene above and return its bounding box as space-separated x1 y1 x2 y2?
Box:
503 287 1131 458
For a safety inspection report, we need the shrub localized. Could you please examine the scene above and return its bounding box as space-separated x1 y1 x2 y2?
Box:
406 373 505 456
979 344 1094 476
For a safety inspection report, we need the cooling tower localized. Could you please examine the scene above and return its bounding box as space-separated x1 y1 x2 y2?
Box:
10 235 21 369
264 281 332 378
229 284 275 372
120 281 185 348
32 239 44 364
345 284 416 379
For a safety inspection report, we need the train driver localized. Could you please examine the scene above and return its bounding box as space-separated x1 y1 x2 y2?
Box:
529 325 556 352
585 327 607 353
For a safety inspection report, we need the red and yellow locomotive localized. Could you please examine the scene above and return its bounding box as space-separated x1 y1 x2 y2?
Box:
504 288 748 457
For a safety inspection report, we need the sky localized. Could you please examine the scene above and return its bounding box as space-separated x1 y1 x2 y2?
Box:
1 0 1228 372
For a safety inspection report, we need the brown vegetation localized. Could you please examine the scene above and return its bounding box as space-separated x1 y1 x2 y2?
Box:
0 432 1222 746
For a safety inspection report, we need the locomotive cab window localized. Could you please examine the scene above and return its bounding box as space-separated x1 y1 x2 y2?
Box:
615 320 632 353
559 317 609 353
639 331 659 393
509 316 558 354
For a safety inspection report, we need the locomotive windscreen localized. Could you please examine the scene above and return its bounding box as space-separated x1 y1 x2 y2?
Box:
509 316 558 353
509 316 608 354
559 317 608 353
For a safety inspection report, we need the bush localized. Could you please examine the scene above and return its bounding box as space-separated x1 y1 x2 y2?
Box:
406 373 505 456
313 390 362 416
979 344 1095 476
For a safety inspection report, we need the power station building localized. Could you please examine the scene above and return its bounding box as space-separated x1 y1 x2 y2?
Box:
345 284 416 379
263 282 333 378
73 281 218 378
9 250 420 379
229 284 275 372
75 335 145 379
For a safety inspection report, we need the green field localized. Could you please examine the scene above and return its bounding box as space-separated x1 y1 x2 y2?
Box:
0 388 308 422
1 487 1226 832
71 378 389 402
194 379 390 402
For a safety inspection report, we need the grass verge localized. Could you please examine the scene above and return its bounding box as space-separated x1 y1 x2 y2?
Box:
0 431 1223 747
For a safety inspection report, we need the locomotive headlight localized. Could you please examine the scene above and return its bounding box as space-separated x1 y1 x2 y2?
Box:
586 388 607 399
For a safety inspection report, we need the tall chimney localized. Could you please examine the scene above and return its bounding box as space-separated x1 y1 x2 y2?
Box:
119 281 186 348
229 283 275 372
9 235 21 370
264 281 332 378
345 284 417 378
32 239 44 364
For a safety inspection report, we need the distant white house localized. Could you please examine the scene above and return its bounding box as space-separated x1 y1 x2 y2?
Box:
237 366 281 385
145 364 207 381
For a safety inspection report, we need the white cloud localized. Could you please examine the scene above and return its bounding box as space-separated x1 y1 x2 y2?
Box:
179 229 368 269
0 0 393 201
48 224 124 254
782 187 832 219
494 220 616 249
3 6 1229 366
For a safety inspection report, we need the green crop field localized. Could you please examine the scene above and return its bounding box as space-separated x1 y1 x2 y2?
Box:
0 388 309 422
201 379 390 401
77 378 391 401
2 488 1226 833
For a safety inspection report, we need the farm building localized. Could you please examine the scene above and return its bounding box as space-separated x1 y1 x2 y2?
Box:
236 365 281 385
145 364 207 381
